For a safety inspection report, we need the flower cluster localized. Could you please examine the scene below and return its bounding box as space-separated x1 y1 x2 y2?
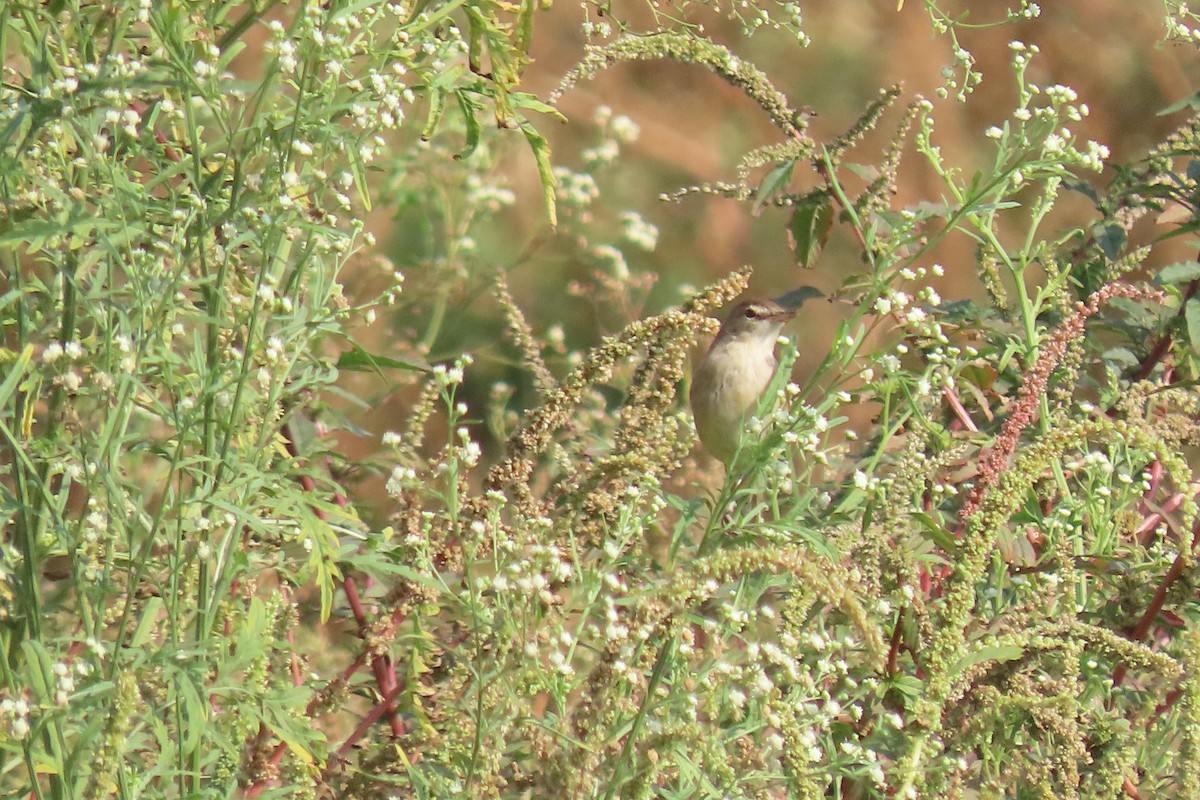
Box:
1165 1 1200 42
990 43 1111 174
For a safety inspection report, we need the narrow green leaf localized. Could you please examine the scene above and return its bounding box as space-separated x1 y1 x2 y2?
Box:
1158 91 1200 116
421 88 447 141
516 0 536 54
347 140 372 212
951 644 1024 676
454 90 482 160
511 92 567 121
336 344 431 374
175 673 208 757
130 596 165 647
0 344 34 407
1156 261 1200 285
521 122 557 228
264 699 318 764
1186 297 1200 354
912 511 956 552
20 640 54 704
997 340 1022 374
775 285 823 309
786 196 833 267
752 160 794 216
298 512 343 623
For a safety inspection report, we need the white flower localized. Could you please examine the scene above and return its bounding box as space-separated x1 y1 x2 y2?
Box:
619 211 658 251
610 115 640 143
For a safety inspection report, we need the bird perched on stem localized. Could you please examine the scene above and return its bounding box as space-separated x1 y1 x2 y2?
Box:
690 287 822 463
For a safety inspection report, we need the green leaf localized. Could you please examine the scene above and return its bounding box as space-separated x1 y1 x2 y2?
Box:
1093 223 1125 260
1186 297 1200 354
263 695 319 765
1156 261 1200 285
951 644 1025 676
882 674 924 699
130 596 165 647
18 641 66 773
996 340 1022 374
175 672 208 757
521 122 557 228
347 138 372 212
0 345 34 407
421 87 447 141
20 640 55 705
511 92 567 121
1158 90 1200 116
1101 347 1139 367
516 0 536 53
298 512 344 622
775 285 823 309
454 89 482 160
912 511 956 552
336 344 431 374
786 196 833 267
843 162 880 182
752 160 795 216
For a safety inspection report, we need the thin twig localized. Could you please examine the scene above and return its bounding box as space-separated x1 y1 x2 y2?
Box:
942 386 979 433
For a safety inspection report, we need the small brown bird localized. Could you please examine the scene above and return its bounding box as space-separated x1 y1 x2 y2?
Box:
690 298 793 463
689 288 821 462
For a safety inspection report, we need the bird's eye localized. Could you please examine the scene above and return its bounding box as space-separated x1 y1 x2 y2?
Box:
743 307 758 319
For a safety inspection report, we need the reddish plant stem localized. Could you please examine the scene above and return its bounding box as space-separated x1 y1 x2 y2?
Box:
340 576 405 736
942 386 979 433
281 430 404 736
1150 686 1185 727
1133 491 1186 543
332 679 408 762
245 644 378 797
1112 548 1188 689
242 427 407 796
128 101 183 163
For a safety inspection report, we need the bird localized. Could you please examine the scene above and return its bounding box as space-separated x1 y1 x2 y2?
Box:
689 288 821 463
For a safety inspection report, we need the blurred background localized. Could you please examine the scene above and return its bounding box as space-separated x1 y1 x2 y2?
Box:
331 0 1200 516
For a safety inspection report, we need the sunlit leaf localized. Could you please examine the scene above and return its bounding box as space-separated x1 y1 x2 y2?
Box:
336 344 431 374
786 195 833 267
752 160 794 216
521 122 557 227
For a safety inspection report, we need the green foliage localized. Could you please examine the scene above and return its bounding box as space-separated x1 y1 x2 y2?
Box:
5 0 1200 799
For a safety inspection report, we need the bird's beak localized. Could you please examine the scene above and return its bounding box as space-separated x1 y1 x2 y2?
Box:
774 285 824 311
